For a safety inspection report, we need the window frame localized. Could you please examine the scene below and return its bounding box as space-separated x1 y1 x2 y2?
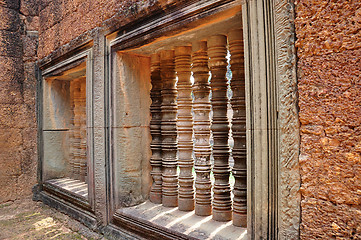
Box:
37 46 97 228
105 0 300 239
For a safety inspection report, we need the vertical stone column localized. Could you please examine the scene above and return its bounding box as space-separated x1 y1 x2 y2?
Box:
228 29 247 227
160 50 178 207
72 80 81 180
149 54 163 204
69 82 76 179
175 46 194 211
79 79 87 183
192 41 212 216
208 35 232 221
71 78 87 182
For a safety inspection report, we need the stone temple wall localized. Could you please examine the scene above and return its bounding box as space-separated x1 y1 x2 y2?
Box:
37 0 182 59
0 0 39 203
296 0 361 238
1 0 361 238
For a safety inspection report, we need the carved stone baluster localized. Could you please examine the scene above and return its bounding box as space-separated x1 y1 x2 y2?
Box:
175 46 194 211
79 79 87 183
73 80 81 180
150 54 163 204
69 82 76 179
192 41 212 216
160 50 178 207
229 29 247 227
208 35 232 221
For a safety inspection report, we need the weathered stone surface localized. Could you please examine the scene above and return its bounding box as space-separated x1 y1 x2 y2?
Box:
112 54 151 128
0 2 38 204
299 49 361 206
0 55 23 75
38 0 62 32
112 53 152 209
301 198 361 239
295 0 361 58
296 0 361 238
0 31 22 58
0 84 24 105
23 62 37 106
0 57 24 99
23 16 39 31
0 128 23 149
37 0 182 58
113 127 151 208
0 104 35 128
38 23 60 60
21 127 37 174
0 176 18 202
43 130 70 181
42 79 71 130
23 33 38 60
0 7 20 31
0 150 22 176
20 0 41 16
0 0 20 10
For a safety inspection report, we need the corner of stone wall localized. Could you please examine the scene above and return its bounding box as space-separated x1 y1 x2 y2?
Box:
0 0 39 203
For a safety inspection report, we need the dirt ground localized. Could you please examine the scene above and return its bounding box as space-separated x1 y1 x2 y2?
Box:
0 198 105 240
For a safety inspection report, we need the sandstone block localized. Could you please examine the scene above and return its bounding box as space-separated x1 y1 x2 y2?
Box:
38 0 63 33
0 31 22 58
301 198 361 239
295 0 361 58
0 150 22 176
0 128 22 149
0 176 18 202
0 0 20 10
0 104 35 128
23 33 38 59
0 7 19 31
42 130 70 181
20 0 41 16
24 16 39 31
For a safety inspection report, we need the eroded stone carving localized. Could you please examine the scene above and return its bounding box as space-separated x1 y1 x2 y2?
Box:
274 0 300 238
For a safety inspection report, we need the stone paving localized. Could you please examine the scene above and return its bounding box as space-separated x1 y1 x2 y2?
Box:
0 198 104 240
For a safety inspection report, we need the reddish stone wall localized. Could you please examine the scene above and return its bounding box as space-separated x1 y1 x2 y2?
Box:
296 0 361 238
0 0 39 203
38 0 180 58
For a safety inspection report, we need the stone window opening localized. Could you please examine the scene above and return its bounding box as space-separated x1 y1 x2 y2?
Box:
110 10 248 239
40 49 94 210
35 1 300 239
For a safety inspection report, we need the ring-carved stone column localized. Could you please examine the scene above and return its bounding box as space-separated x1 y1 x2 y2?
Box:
229 29 247 227
160 50 178 207
150 54 163 204
192 41 212 216
73 80 81 180
69 82 77 179
71 79 87 182
79 79 87 183
208 35 232 221
175 46 194 211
